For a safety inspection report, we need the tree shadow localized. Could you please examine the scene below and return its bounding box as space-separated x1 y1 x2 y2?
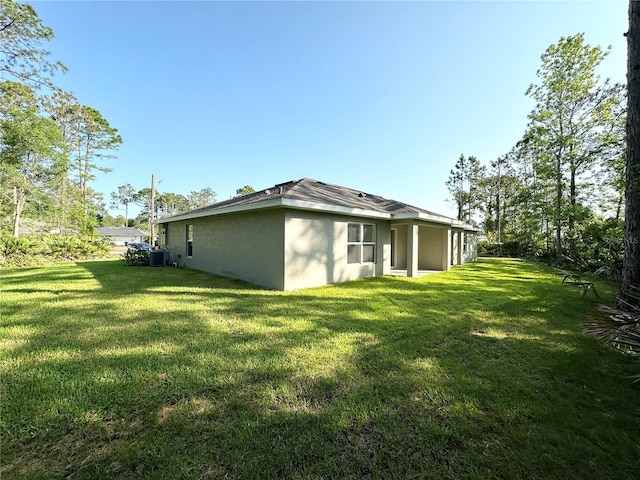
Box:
2 258 638 479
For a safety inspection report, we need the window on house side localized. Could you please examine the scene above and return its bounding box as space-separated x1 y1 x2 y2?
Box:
186 224 193 257
159 224 168 247
347 223 376 264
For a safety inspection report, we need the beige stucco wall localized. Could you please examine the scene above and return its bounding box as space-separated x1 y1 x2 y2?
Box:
161 208 392 291
161 209 285 290
464 232 478 263
283 210 391 291
451 230 465 265
393 226 408 269
417 225 449 271
160 206 474 290
390 223 450 272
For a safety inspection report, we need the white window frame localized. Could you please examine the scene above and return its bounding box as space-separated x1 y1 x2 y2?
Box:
159 223 168 247
390 228 397 268
186 224 193 257
347 223 376 264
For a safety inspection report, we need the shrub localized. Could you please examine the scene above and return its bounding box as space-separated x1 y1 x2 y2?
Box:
478 240 534 258
478 241 498 256
0 234 111 267
576 218 624 281
121 248 149 266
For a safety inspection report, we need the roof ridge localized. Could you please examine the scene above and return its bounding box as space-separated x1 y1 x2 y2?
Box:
156 178 460 225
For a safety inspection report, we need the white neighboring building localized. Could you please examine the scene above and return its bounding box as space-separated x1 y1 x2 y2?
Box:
97 227 148 246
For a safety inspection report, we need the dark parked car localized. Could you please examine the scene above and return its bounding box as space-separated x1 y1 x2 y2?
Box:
127 242 150 251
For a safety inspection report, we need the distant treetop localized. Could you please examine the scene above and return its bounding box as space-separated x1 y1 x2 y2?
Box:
235 185 255 197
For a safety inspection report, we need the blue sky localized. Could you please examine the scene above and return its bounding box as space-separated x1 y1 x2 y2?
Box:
33 0 627 218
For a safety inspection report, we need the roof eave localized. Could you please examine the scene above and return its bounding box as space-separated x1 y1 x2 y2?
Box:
391 212 453 225
154 197 392 224
153 198 284 224
281 199 390 219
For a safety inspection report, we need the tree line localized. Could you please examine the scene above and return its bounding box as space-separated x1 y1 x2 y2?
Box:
447 34 626 277
107 184 255 230
0 1 247 238
107 184 217 229
0 0 123 236
1 1 630 283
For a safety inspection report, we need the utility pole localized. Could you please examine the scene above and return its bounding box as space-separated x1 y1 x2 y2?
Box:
150 174 156 248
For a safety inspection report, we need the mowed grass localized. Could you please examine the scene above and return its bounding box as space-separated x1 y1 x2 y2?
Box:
1 258 639 479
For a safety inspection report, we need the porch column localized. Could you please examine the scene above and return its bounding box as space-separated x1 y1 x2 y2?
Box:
381 226 391 275
442 228 452 271
469 233 478 261
458 232 465 264
407 221 419 278
451 231 458 266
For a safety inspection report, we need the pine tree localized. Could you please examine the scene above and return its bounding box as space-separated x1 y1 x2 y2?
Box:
621 1 640 309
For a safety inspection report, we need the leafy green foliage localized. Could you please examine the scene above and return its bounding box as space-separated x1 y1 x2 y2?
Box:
60 103 122 235
156 191 189 218
109 183 135 225
121 248 149 266
187 187 216 209
481 217 625 280
446 153 485 223
523 34 623 255
235 185 256 197
0 2 122 237
453 35 625 280
129 186 216 229
0 233 110 266
577 218 624 280
478 240 535 258
0 0 66 89
97 212 128 227
0 80 66 235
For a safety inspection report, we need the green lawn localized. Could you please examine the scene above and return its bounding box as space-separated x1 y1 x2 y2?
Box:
2 258 639 479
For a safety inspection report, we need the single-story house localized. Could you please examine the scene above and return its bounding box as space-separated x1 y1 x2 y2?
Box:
156 178 478 290
97 227 148 246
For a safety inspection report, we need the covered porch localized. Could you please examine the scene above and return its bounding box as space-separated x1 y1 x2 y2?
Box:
389 220 468 278
389 269 440 278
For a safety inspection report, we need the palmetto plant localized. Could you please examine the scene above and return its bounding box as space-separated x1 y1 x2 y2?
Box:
585 287 640 381
0 233 111 266
586 306 640 352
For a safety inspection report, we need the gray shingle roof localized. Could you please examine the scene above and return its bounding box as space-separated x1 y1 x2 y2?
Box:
97 227 148 236
166 178 454 221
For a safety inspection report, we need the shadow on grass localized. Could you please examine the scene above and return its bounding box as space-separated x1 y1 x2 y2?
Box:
2 258 639 479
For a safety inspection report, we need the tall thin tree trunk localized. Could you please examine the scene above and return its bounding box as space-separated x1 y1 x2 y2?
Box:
60 176 68 235
555 152 563 253
568 162 577 254
496 160 502 243
496 192 501 243
150 174 156 247
12 186 26 237
621 0 640 309
616 193 623 221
